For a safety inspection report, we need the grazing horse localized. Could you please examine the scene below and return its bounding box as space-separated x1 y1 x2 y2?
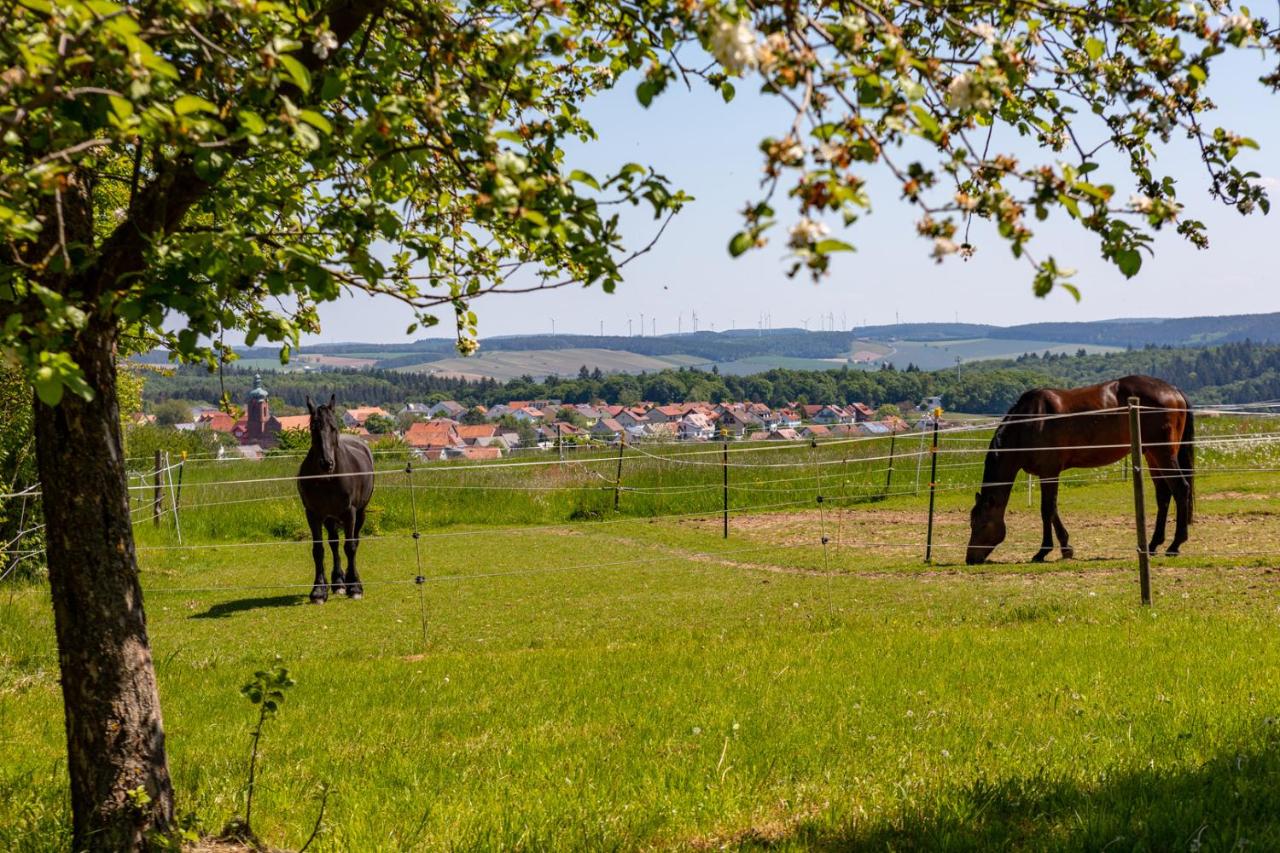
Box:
297 395 375 602
967 375 1194 565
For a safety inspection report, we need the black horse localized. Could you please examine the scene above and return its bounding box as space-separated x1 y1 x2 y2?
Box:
967 375 1194 565
297 395 375 602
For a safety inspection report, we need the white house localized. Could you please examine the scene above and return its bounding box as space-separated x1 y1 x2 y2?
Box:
678 413 715 441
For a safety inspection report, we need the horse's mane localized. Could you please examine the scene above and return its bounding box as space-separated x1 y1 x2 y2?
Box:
983 390 1048 493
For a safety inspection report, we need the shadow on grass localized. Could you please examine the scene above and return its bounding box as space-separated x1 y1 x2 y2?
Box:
190 594 305 619
729 733 1280 851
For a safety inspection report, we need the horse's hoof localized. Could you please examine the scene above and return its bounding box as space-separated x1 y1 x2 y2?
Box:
331 586 346 597
349 590 364 601
1166 547 1180 557
1031 551 1049 563
1061 548 1074 560
309 596 326 605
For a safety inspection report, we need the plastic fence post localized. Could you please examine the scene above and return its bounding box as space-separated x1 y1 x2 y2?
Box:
883 431 895 498
153 450 162 527
722 438 729 539
614 439 626 512
924 417 940 563
1128 397 1152 606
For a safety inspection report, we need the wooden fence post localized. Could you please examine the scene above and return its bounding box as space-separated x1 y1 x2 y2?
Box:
924 415 940 563
152 450 162 527
1128 397 1152 606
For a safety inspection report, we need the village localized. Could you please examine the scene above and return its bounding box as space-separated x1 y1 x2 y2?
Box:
165 375 937 460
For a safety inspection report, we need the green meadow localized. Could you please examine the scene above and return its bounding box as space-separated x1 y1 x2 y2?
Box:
3 417 1280 850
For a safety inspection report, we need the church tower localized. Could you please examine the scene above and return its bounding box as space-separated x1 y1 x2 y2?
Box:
246 373 270 442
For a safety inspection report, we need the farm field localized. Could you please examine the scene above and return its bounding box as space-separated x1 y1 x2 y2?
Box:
394 348 710 380
3 420 1280 850
877 338 1123 371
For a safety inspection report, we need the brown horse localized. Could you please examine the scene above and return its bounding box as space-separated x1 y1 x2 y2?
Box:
297 395 375 602
967 375 1194 564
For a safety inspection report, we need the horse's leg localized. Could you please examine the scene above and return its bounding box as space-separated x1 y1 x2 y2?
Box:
344 507 365 600
325 517 346 596
306 509 328 604
1166 463 1191 556
1031 477 1057 563
1147 475 1170 555
1049 502 1070 560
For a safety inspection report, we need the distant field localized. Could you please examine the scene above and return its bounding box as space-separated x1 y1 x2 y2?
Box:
711 355 861 375
395 347 710 380
878 338 1122 371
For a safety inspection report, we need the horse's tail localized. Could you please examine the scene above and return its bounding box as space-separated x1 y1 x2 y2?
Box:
1179 403 1195 524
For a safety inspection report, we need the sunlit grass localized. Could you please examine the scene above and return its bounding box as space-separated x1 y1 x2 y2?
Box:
2 417 1279 850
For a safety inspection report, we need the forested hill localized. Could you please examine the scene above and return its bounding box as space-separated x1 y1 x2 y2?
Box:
164 311 1280 368
142 340 1280 416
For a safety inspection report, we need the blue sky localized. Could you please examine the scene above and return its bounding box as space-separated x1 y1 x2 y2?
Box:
308 47 1280 343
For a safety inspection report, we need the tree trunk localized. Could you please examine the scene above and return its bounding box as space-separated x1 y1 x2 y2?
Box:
33 317 174 851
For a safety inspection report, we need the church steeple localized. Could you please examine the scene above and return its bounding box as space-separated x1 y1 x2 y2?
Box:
246 374 270 441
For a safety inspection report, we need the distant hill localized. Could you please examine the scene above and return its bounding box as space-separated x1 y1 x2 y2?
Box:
135 311 1280 379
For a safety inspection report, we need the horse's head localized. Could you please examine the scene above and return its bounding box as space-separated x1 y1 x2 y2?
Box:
966 490 1006 564
306 394 340 473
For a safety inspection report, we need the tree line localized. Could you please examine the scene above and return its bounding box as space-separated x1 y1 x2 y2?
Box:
142 340 1280 416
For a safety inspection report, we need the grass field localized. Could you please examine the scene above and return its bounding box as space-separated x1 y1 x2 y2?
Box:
395 348 710 381
877 339 1123 371
3 418 1280 850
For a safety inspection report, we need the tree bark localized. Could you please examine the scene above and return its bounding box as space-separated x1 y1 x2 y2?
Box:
33 317 174 851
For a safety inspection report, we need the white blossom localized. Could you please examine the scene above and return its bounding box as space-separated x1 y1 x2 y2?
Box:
947 73 975 110
1129 193 1154 213
931 237 959 259
495 150 528 175
789 217 830 247
815 141 843 164
312 30 338 59
973 22 997 44
841 11 868 32
1223 12 1252 31
755 31 789 71
709 16 759 75
778 138 805 164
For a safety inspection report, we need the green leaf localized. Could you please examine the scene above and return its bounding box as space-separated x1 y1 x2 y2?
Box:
174 95 217 116
720 81 735 103
1059 282 1081 301
1114 249 1142 278
33 366 63 406
237 110 267 135
278 54 312 94
108 95 134 120
814 239 855 253
635 80 655 108
729 232 754 257
298 109 332 134
568 169 600 190
1084 37 1104 61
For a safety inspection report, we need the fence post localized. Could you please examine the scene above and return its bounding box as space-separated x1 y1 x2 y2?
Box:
1128 397 1152 606
165 452 182 544
557 423 563 465
175 451 186 514
883 431 896 498
613 438 626 512
153 450 163 527
722 437 729 539
924 415 940 563
407 458 428 645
